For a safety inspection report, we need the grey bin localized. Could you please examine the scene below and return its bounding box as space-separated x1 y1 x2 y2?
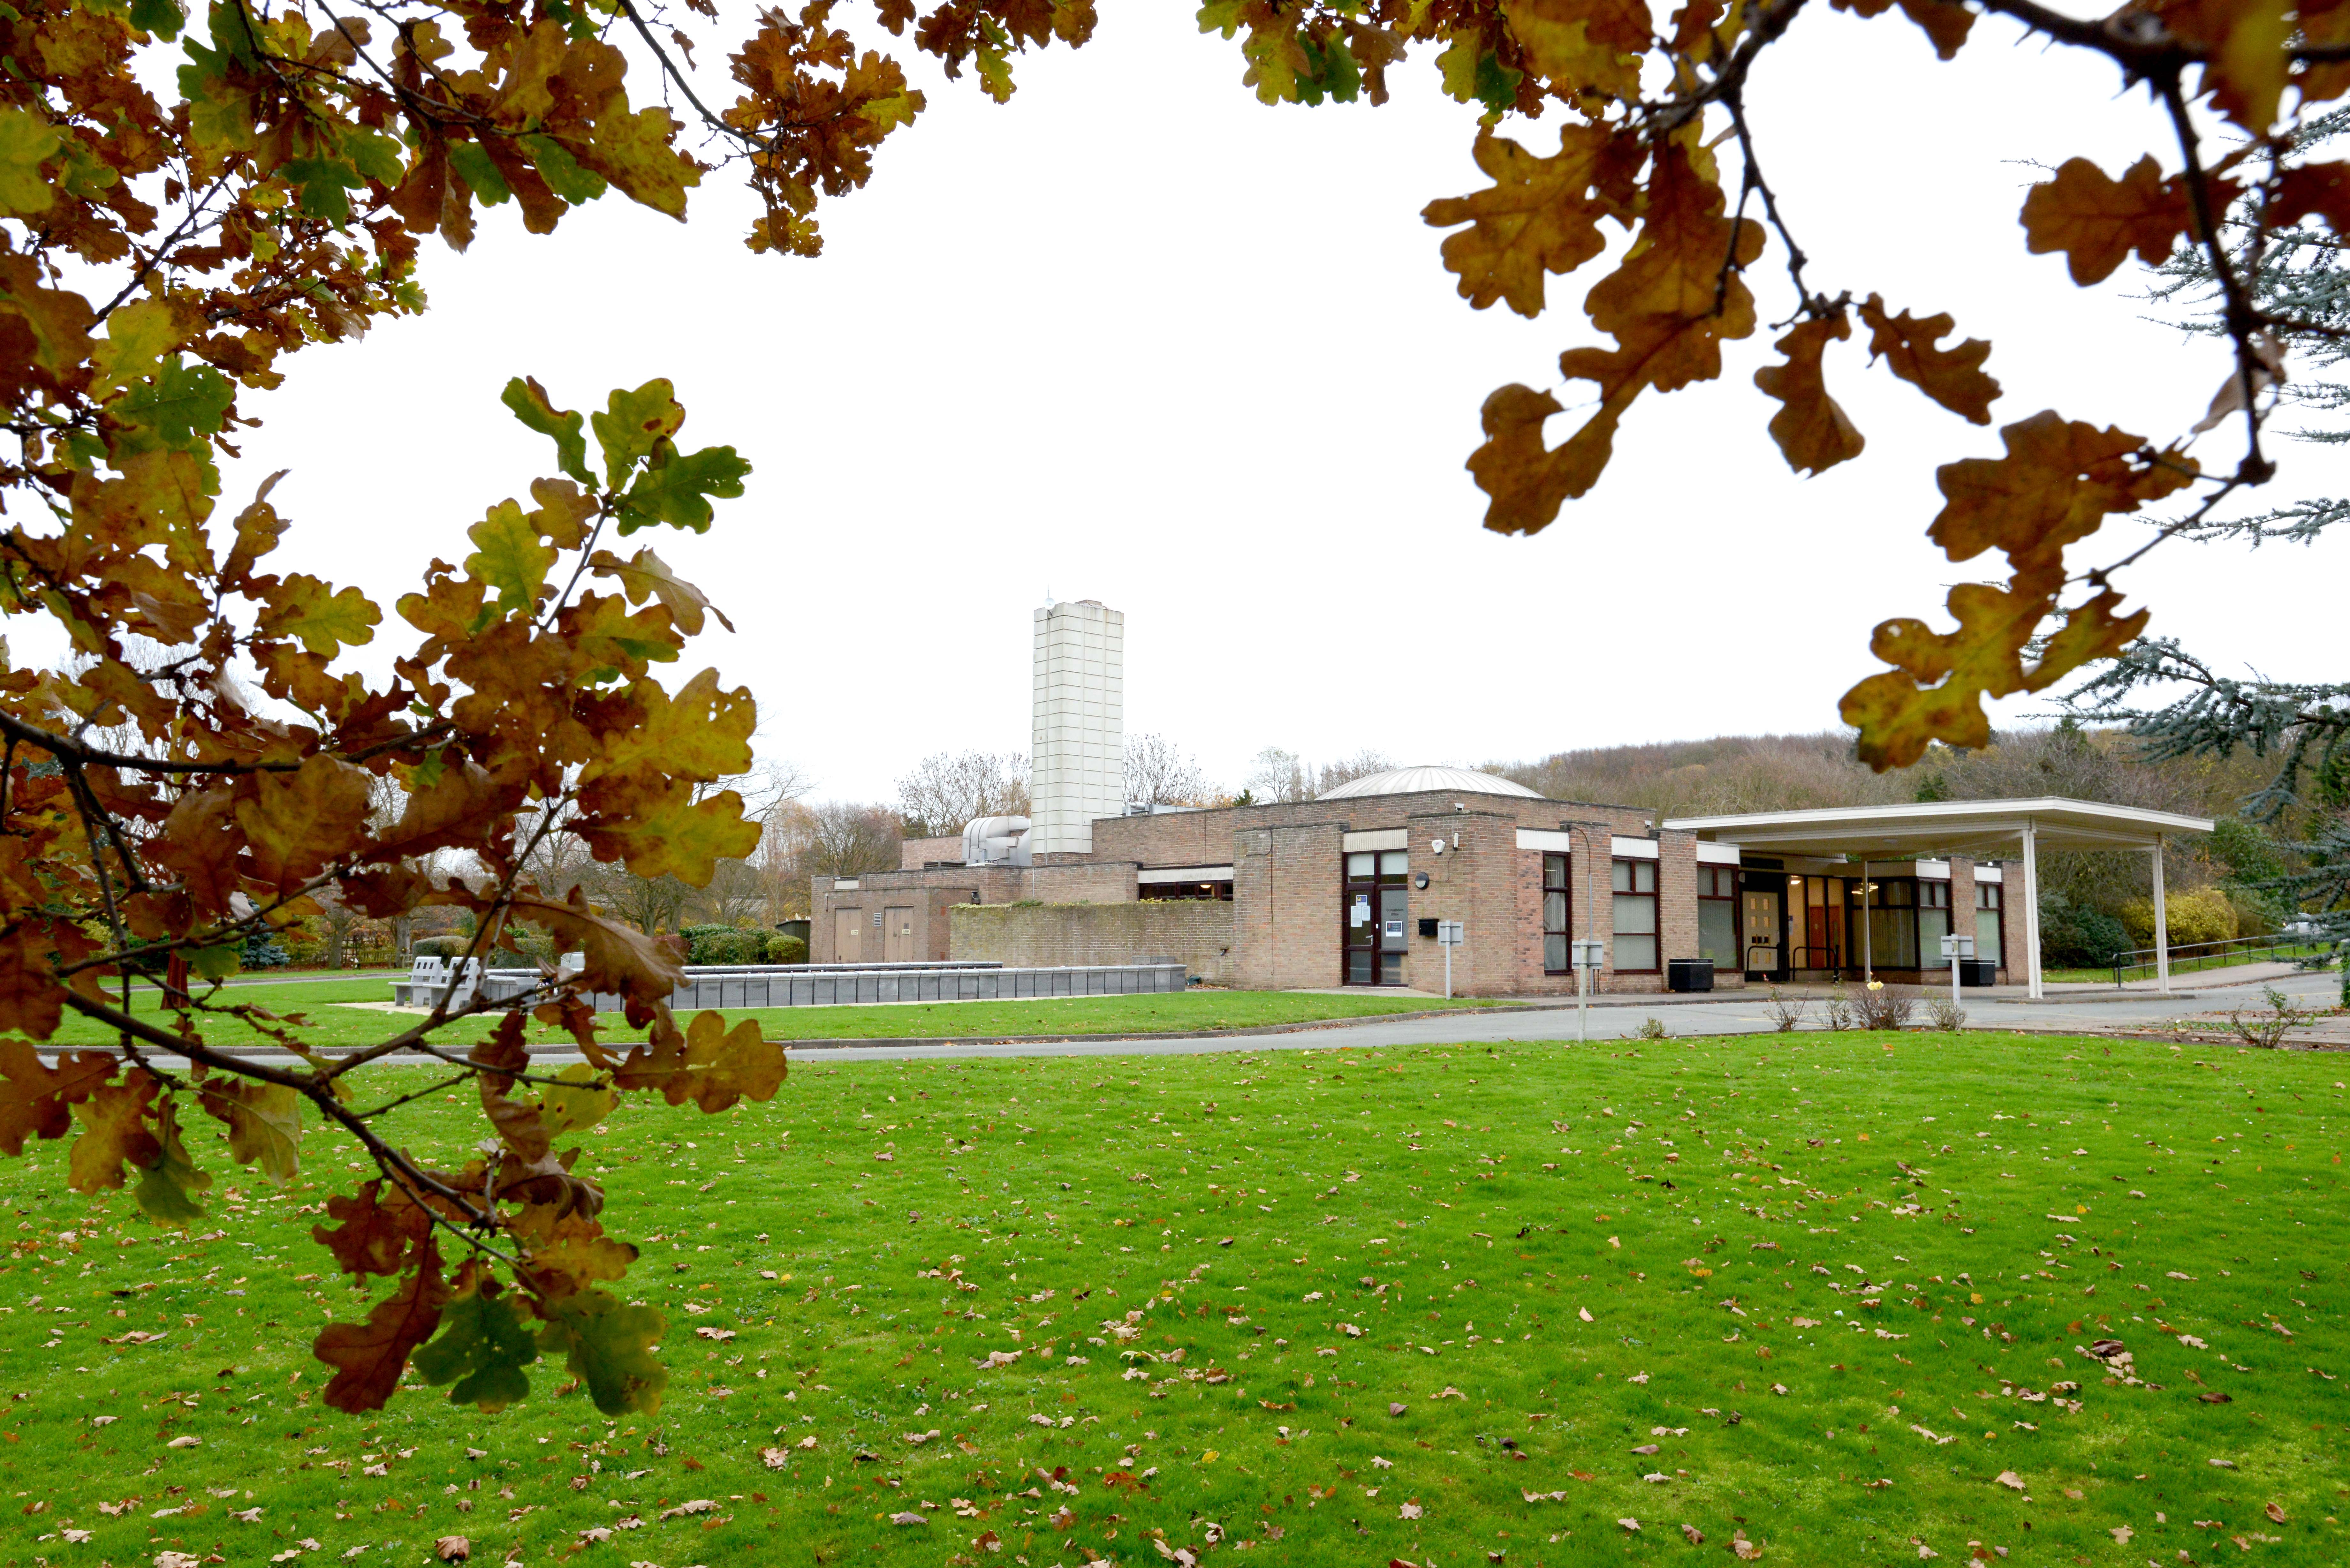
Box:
1667 958 1714 993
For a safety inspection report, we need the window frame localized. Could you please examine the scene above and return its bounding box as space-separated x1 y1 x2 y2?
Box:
1696 863 1740 973
1610 856 1660 974
1542 852 1573 975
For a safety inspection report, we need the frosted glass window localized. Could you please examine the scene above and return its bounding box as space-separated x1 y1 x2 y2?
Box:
1346 853 1374 878
1699 901 1738 970
1611 858 1658 971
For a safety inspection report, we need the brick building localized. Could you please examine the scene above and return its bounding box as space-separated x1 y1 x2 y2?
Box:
808 766 2159 997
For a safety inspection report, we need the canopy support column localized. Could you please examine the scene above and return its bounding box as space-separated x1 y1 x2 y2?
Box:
2021 820 2043 1000
1861 857 1872 985
2153 834 2171 994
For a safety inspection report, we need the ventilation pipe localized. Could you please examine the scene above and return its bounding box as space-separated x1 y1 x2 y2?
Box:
962 815 1032 867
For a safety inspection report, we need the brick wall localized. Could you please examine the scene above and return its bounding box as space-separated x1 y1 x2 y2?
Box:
1231 821 1344 990
1020 862 1139 903
1087 790 1651 867
951 902 1236 983
1657 828 1698 989
900 835 964 870
812 870 1012 963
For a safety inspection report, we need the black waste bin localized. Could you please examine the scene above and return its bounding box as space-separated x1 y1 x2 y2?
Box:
1959 957 1998 987
1667 958 1714 993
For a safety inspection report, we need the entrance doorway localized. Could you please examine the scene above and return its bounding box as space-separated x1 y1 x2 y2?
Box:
1741 886 1783 978
834 908 863 964
1342 849 1410 985
883 907 915 962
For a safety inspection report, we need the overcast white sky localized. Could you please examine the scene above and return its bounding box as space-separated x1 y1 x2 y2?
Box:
173 4 2350 803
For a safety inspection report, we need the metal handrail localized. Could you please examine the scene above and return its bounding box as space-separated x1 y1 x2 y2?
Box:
2110 932 2332 986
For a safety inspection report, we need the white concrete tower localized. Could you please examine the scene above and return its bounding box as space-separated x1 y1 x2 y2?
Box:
1030 599 1123 856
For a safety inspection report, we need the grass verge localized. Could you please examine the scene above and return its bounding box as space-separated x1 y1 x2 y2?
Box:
32 984 1505 1052
3 1031 2345 1566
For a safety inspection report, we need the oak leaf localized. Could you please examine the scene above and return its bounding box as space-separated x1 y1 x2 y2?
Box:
67 1071 161 1195
1501 0 1649 99
0 921 75 1040
198 1077 304 1186
1422 124 1638 318
1856 295 1999 424
538 1286 668 1415
1470 140 1760 533
615 1008 786 1113
1754 312 1867 476
2020 156 2205 285
314 1179 435 1278
315 1240 451 1413
465 499 561 616
573 776 759 884
256 573 383 656
508 884 687 1006
133 1094 213 1225
414 1266 540 1412
589 547 733 634
234 757 374 892
0 1040 117 1154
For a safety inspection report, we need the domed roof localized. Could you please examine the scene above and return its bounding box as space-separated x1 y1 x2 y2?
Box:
1316 765 1545 801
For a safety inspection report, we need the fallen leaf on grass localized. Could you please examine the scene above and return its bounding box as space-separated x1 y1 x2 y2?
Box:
887 1511 926 1525
1682 1524 1704 1545
694 1327 735 1342
759 1447 789 1468
1617 1518 1640 1534
657 1499 716 1519
2110 1525 2134 1544
1399 1501 1423 1519
1994 1471 2025 1491
2266 1503 2287 1524
1578 1308 1594 1323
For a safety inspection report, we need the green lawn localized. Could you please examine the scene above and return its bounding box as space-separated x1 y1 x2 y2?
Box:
45 980 1500 1052
4 1032 2346 1567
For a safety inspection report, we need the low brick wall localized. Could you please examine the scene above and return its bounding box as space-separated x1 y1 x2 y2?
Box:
952 901 1237 985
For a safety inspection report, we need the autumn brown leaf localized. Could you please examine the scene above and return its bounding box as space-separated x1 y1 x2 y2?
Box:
1841 410 2194 768
1470 140 1760 533
197 1077 305 1186
67 1071 161 1195
1856 295 1999 424
1754 312 1867 476
2020 156 2210 285
508 885 688 1007
0 1041 117 1155
234 757 374 892
615 1008 786 1113
314 1179 436 1279
1423 125 1639 318
315 1240 451 1413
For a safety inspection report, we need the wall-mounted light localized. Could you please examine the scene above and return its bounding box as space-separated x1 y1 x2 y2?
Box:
1787 875 1803 888
1414 871 1430 890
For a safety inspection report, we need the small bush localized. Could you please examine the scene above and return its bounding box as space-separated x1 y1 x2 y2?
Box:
1765 987 1808 1032
1823 984 1853 1031
1925 994 1967 1032
242 930 288 969
1854 981 1915 1030
411 935 469 960
1634 1016 1669 1041
765 933 809 964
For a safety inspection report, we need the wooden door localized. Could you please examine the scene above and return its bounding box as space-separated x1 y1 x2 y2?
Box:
835 908 862 964
883 907 915 962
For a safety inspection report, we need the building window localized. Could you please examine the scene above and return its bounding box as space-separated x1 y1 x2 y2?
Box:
1975 881 2003 966
1918 880 1952 967
1543 853 1571 973
1139 880 1233 902
1860 877 1919 969
1697 865 1739 972
1611 858 1658 972
1343 849 1410 986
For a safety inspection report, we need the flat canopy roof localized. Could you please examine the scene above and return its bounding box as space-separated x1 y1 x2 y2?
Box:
1661 796 2214 857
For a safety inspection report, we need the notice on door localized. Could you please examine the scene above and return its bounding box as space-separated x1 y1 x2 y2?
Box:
1351 894 1370 927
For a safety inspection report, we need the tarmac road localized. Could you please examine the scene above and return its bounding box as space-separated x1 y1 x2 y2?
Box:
65 966 2344 1070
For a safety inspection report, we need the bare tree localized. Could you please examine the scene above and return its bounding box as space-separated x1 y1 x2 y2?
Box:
1123 733 1213 806
895 750 1029 836
801 801 904 878
1243 746 1316 803
1316 749 1397 793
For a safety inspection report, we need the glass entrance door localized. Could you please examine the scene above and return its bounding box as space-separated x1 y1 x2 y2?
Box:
1343 850 1409 985
1741 888 1783 977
